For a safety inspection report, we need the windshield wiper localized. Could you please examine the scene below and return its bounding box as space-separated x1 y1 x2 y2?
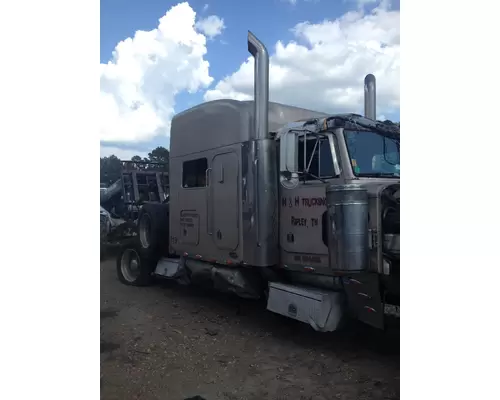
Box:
359 172 399 178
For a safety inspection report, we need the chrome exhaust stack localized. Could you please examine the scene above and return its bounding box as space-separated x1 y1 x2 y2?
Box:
364 74 376 120
247 31 270 139
246 31 278 266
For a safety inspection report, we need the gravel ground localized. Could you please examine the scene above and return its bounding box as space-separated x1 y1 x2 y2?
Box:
101 256 400 400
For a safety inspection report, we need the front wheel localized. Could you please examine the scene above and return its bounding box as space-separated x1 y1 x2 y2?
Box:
116 242 156 286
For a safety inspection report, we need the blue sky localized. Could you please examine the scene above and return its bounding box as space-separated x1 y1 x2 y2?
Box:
100 0 400 159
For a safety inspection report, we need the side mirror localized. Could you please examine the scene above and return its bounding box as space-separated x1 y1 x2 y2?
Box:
279 131 298 173
279 132 299 189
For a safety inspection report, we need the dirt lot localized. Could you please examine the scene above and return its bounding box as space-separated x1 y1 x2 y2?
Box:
101 257 399 400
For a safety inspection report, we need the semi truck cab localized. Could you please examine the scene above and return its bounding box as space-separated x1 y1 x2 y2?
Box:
116 31 400 332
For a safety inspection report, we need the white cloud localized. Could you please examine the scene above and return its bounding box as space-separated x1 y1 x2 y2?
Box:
204 2 399 117
100 2 215 143
202 4 209 12
195 15 225 39
100 145 148 160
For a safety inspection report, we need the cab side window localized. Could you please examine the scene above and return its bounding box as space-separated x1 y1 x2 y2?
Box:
297 135 336 180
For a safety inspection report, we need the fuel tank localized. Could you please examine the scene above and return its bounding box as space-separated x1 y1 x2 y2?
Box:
326 184 370 272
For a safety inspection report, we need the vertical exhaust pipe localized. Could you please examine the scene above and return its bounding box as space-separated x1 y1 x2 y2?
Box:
247 31 269 139
246 31 277 267
364 74 376 120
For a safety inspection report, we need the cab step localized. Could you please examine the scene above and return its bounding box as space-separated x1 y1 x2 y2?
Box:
342 273 385 329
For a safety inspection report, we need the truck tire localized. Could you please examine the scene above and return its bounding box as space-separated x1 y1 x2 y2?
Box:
137 202 170 257
116 242 156 286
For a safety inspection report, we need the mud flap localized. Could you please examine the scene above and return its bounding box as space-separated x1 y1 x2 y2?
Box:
343 273 384 330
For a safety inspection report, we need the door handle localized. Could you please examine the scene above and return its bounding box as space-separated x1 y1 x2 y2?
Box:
205 168 212 235
218 165 224 183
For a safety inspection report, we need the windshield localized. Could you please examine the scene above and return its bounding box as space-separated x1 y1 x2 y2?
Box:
344 130 400 177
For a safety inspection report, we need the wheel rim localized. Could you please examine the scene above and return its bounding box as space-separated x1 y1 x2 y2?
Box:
121 249 141 282
139 214 152 249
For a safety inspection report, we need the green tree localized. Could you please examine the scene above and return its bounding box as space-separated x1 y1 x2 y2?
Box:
146 146 169 170
100 155 122 186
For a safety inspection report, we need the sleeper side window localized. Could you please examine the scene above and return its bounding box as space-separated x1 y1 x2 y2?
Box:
182 158 208 188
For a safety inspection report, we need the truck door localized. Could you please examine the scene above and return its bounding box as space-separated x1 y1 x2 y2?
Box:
210 152 240 251
280 133 341 265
